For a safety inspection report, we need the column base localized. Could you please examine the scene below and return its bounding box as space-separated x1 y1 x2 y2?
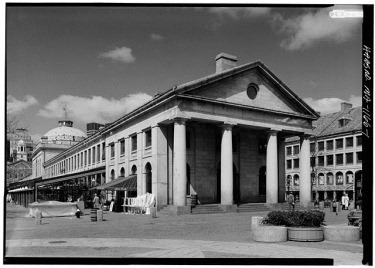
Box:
169 205 192 216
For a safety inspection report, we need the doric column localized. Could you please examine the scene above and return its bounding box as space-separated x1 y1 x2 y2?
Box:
221 124 234 205
266 130 278 203
299 134 311 206
173 118 187 206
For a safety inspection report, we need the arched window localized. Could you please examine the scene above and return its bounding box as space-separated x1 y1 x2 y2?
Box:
336 172 343 185
120 167 125 177
131 165 137 175
145 163 152 193
110 169 115 181
186 164 191 195
318 173 325 185
346 171 353 184
259 166 266 195
327 172 334 185
293 174 300 186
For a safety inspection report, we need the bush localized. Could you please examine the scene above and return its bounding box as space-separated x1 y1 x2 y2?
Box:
262 210 325 227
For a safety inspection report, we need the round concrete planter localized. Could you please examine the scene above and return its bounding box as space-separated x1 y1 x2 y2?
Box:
287 227 324 242
323 226 360 242
252 226 287 242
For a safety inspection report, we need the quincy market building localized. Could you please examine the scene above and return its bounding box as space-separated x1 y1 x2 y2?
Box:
36 53 320 213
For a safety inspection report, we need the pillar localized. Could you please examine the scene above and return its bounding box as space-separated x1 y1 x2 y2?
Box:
266 130 278 203
221 124 233 205
173 118 187 206
299 134 311 206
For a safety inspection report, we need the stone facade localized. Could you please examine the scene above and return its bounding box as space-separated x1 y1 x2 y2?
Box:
28 53 319 210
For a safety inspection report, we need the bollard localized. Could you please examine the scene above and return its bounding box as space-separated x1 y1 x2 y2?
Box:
35 210 42 225
150 207 157 218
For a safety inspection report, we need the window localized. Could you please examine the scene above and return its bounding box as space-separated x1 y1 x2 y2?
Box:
339 118 350 127
84 151 87 165
346 153 353 164
326 140 333 150
346 171 354 184
293 175 300 186
286 160 292 169
326 155 333 166
310 143 315 153
102 142 106 160
81 152 83 168
120 139 125 155
336 154 343 165
310 157 316 167
336 139 343 150
356 136 362 146
336 172 343 185
110 143 115 158
74 155 77 169
356 152 362 164
131 135 137 152
318 156 324 167
346 137 353 148
327 173 334 185
92 147 96 163
97 145 100 162
88 149 91 164
145 129 152 148
258 139 267 155
286 146 292 156
293 145 299 155
247 83 259 99
293 159 299 169
318 141 324 151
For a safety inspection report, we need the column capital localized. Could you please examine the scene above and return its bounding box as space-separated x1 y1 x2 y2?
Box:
221 122 236 131
172 117 190 125
300 133 312 140
266 129 279 136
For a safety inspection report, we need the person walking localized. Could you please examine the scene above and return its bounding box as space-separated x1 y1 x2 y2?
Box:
332 200 338 215
344 194 349 210
93 193 100 209
341 194 345 210
287 192 295 212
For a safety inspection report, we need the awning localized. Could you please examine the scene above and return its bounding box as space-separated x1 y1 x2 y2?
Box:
94 175 137 191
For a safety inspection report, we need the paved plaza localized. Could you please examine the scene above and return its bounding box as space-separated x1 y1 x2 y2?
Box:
5 203 363 265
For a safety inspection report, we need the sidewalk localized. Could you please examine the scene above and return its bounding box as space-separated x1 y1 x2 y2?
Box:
5 203 363 264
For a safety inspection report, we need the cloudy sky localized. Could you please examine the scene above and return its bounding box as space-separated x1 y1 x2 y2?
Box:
6 4 363 142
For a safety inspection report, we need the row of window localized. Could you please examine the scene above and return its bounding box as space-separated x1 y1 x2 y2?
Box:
286 136 362 156
287 170 355 186
287 152 362 170
109 129 152 159
47 142 106 177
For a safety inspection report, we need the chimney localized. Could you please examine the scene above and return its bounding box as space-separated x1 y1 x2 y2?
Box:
215 53 238 73
341 102 352 112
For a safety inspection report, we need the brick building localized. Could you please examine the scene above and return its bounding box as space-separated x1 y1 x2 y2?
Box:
16 53 320 212
285 102 362 205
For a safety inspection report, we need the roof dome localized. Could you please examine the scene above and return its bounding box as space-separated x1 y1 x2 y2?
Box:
42 120 86 142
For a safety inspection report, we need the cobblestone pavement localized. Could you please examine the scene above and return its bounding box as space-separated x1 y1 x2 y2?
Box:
5 203 363 265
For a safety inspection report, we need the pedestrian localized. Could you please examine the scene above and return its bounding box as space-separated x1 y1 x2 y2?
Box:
287 192 294 212
357 193 362 210
332 200 338 215
344 194 349 210
93 193 100 209
341 194 345 210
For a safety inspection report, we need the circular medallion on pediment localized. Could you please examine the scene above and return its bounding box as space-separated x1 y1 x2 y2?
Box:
247 83 259 100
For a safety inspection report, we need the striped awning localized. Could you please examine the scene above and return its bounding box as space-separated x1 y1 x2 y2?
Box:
94 175 137 191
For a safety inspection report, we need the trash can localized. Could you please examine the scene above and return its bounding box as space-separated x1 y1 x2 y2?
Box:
35 209 42 225
90 208 99 222
97 209 103 221
150 207 157 218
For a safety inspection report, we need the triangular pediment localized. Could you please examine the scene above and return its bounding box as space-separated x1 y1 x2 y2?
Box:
180 63 317 118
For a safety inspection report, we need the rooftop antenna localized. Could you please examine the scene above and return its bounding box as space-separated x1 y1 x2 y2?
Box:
62 103 68 120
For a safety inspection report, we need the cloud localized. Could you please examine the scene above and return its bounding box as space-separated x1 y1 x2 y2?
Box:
99 46 135 63
208 7 271 19
37 93 153 124
274 6 362 50
150 33 164 41
7 95 39 113
303 96 361 114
